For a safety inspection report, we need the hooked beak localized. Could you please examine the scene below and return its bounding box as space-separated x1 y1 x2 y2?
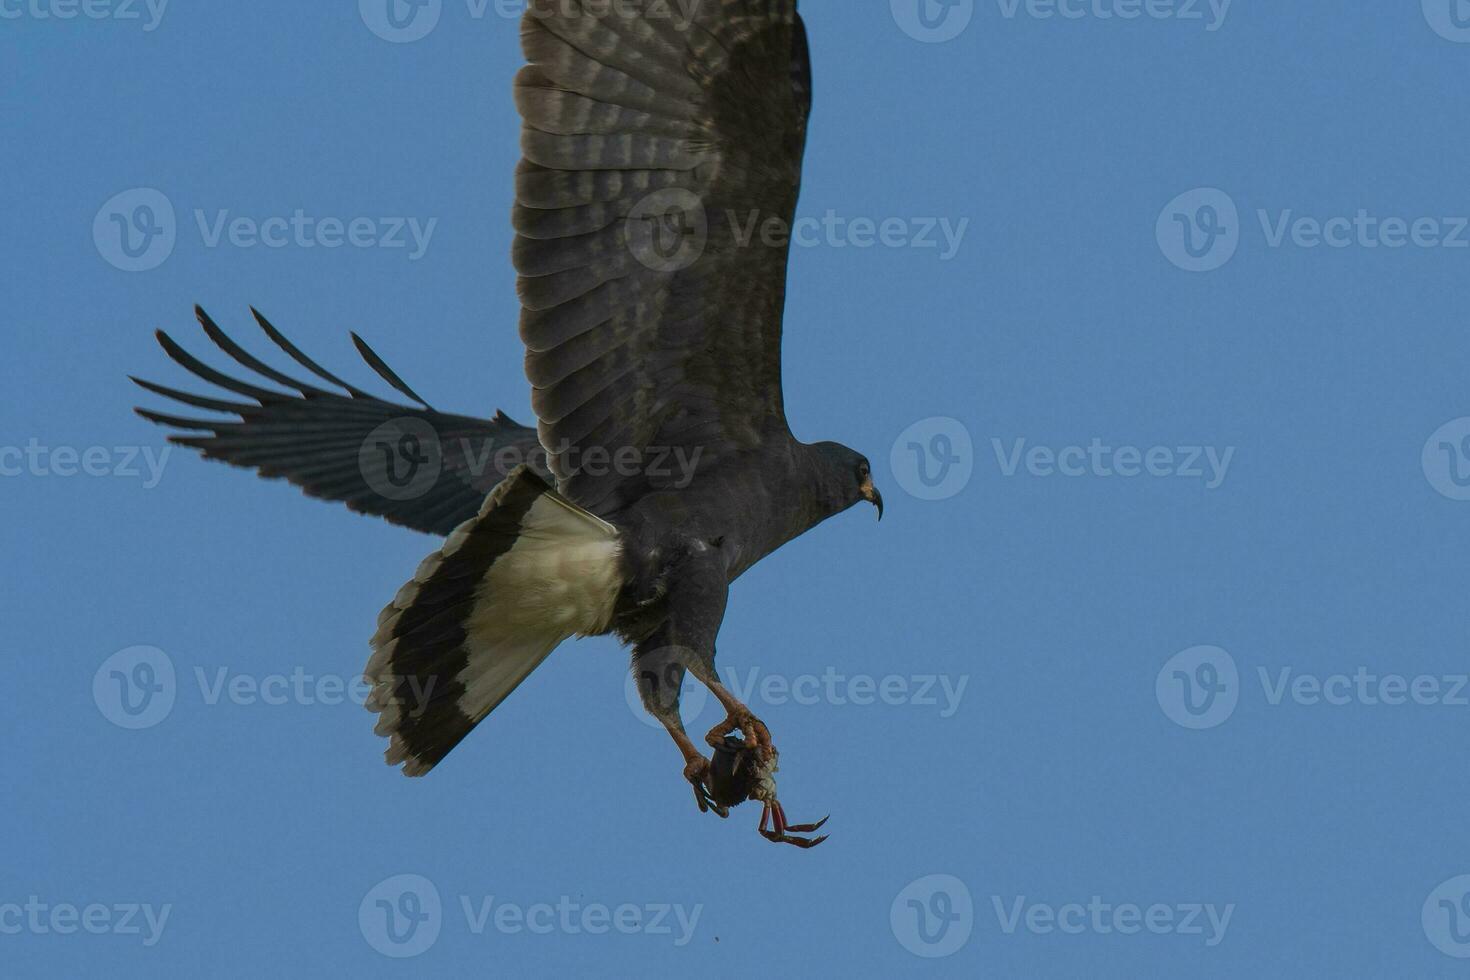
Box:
860 475 884 521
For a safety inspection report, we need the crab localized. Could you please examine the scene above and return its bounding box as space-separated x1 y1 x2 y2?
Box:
689 731 829 849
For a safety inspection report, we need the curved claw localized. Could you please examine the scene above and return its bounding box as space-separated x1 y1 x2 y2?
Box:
694 782 730 819
684 758 729 819
705 709 774 765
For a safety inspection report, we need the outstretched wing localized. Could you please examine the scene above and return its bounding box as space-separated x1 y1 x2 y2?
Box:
132 307 547 537
514 0 813 514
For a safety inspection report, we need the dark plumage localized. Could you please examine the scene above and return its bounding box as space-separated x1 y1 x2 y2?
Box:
134 0 878 847
132 306 546 536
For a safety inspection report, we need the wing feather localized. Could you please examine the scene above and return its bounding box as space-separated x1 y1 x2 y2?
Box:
134 308 548 536
514 0 812 513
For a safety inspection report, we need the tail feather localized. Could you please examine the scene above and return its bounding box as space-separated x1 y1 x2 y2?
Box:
365 465 623 776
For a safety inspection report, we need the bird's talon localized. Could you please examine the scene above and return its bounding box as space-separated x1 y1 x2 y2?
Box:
683 756 710 785
706 710 775 765
683 756 729 818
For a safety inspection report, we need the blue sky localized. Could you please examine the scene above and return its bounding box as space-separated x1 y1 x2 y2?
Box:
6 1 1470 976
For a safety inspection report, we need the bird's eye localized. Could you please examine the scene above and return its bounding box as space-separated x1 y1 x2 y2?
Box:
858 462 870 480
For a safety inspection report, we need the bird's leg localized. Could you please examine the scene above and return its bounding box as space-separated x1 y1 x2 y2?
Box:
631 645 728 817
697 675 775 764
659 712 727 819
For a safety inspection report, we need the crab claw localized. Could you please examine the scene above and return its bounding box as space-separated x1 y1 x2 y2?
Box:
701 734 829 847
759 799 829 848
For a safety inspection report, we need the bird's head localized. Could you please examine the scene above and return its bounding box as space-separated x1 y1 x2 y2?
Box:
811 441 884 521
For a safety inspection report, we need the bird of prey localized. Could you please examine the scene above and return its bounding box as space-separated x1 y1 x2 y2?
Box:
133 0 881 848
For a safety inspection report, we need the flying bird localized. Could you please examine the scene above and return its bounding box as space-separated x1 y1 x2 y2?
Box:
133 0 881 848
